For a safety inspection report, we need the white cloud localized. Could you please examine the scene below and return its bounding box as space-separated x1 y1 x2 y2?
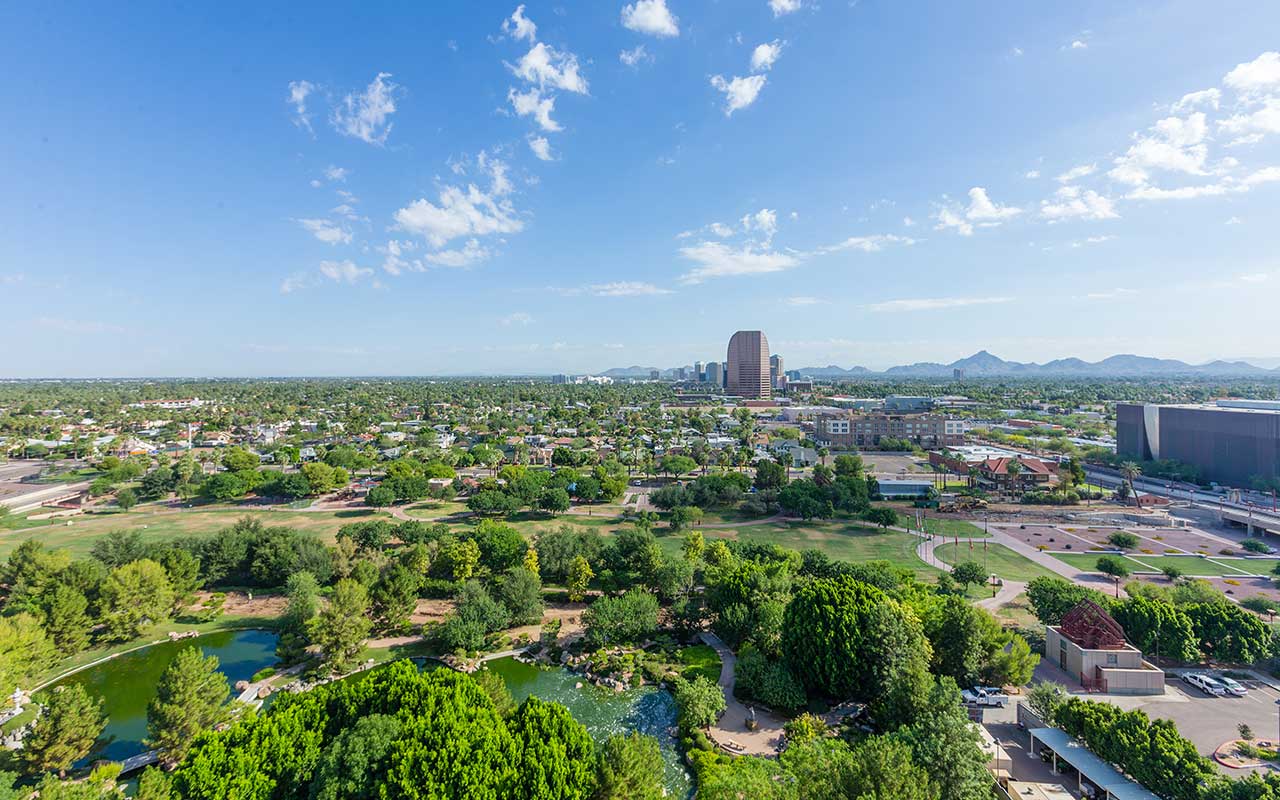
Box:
503 5 537 42
707 222 734 238
319 259 372 284
750 40 784 72
501 312 535 326
965 187 1022 222
590 281 672 296
1223 51 1280 98
1226 216 1243 225
769 0 802 16
817 234 915 254
280 272 311 293
678 242 799 283
621 0 679 37
1040 186 1119 221
1219 98 1280 143
310 179 323 188
1108 112 1209 186
1012 47 1024 57
1172 88 1221 112
902 216 915 227
394 184 522 248
287 80 315 133
527 135 554 161
1125 166 1280 201
511 42 589 94
508 87 561 132
741 208 778 245
331 73 398 146
1024 170 1041 179
1055 163 1096 183
867 296 1014 313
323 165 349 182
297 218 352 245
933 187 1023 235
378 239 417 275
423 239 493 268
710 74 767 115
786 296 824 306
619 45 651 67
1069 40 1088 50
1083 288 1135 301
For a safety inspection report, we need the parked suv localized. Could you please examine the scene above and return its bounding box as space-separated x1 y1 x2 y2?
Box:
1182 673 1226 697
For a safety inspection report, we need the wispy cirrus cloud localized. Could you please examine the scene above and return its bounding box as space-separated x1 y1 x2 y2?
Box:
866 296 1014 313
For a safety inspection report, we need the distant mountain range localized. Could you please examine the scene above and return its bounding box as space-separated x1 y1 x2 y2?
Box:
795 351 1280 378
600 351 1280 379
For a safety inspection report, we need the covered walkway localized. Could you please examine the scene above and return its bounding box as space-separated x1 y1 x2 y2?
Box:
1027 728 1161 800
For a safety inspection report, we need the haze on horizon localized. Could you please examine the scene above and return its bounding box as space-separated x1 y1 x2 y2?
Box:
3 1 1280 378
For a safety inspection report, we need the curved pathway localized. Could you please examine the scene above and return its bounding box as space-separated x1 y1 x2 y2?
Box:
697 631 786 756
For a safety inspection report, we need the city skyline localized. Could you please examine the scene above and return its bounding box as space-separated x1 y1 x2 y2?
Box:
4 2 1280 377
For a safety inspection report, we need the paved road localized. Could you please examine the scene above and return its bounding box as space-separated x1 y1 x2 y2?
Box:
697 631 787 756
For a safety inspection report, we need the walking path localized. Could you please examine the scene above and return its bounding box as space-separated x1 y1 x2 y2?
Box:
697 631 786 756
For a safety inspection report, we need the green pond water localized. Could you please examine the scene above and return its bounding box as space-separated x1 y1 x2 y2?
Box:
46 629 279 764
483 657 693 798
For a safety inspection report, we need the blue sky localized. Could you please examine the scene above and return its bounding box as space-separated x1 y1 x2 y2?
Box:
3 0 1280 376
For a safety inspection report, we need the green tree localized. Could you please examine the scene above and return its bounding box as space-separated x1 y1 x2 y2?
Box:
42 584 92 655
783 576 894 699
115 486 138 511
146 646 231 766
843 735 938 800
370 563 420 632
582 591 659 647
0 612 56 699
21 684 107 776
1185 601 1271 663
1107 531 1140 550
1095 555 1131 595
672 675 726 729
862 506 900 529
539 487 572 514
567 555 594 602
667 505 703 532
309 714 402 800
595 733 664 800
221 447 260 472
922 596 999 686
276 571 320 664
1026 681 1068 725
1025 577 1108 625
308 578 373 673
365 485 396 507
509 696 597 800
1111 596 1199 662
895 678 991 800
753 460 788 491
135 767 174 800
99 559 174 641
949 561 987 592
496 567 544 627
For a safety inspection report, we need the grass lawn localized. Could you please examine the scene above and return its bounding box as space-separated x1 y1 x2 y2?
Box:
678 644 722 682
933 543 1060 582
920 518 991 539
657 520 940 580
403 499 470 518
0 506 393 558
1049 551 1279 577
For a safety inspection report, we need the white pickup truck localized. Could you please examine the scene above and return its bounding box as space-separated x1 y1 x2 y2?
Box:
961 687 1010 707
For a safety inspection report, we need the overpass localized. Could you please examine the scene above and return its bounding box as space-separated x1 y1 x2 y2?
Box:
1219 506 1280 537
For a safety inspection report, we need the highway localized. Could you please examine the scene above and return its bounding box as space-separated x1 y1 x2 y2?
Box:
1085 465 1280 533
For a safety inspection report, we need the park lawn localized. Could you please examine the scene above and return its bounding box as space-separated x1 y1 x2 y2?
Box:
660 520 940 580
991 593 1039 629
1047 551 1279 577
403 499 471 518
920 518 991 539
695 507 778 525
0 506 393 558
933 543 1060 583
678 644 722 682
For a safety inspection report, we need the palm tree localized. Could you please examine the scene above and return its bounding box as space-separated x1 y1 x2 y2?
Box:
1120 461 1142 508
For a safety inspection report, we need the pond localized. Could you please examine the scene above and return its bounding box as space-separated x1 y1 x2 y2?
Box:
483 657 694 799
45 629 279 765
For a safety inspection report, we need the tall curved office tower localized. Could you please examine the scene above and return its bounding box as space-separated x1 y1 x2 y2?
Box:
726 330 771 399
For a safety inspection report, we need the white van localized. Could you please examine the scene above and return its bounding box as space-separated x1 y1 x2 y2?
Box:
1182 673 1226 697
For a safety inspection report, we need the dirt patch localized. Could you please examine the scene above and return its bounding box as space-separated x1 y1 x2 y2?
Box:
194 590 288 618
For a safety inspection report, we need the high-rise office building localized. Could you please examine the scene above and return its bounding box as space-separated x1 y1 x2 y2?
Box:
649 369 660 381
694 361 704 382
705 361 723 387
726 330 771 399
769 355 784 389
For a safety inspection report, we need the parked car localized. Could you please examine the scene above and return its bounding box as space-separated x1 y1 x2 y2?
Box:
1182 673 1226 697
1216 676 1248 697
961 687 1010 707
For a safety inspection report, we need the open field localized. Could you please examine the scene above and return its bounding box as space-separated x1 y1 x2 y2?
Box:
919 517 990 539
933 542 1061 582
0 506 393 558
1049 551 1280 577
658 520 941 580
403 499 470 517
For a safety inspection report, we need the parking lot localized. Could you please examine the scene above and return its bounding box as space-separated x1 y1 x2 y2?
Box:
1031 661 1280 767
